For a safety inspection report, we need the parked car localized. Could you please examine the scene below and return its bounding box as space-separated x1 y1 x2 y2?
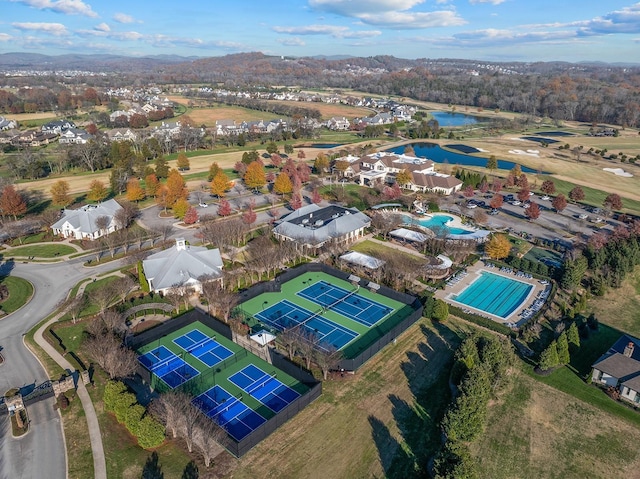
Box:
511 200 521 206
466 202 478 209
578 213 589 219
523 203 531 209
541 195 550 200
489 209 499 215
199 202 208 208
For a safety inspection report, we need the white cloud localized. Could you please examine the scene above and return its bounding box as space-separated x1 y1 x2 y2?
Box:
148 34 244 51
94 22 110 32
0 33 12 41
10 0 98 18
273 24 381 38
577 4 640 36
276 37 306 46
358 10 466 29
113 12 138 24
469 0 507 5
12 22 69 36
310 0 424 16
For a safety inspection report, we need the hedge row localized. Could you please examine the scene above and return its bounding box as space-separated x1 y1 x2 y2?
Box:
104 380 165 449
447 304 516 337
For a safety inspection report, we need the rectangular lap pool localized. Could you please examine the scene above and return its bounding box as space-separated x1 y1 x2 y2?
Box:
451 271 532 318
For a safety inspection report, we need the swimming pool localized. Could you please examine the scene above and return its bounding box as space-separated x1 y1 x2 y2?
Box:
403 214 473 235
452 271 533 318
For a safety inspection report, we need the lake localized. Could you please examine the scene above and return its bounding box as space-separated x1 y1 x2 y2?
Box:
430 111 481 127
387 142 543 173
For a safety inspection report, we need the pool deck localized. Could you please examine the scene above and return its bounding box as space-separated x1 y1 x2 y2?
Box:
435 261 549 328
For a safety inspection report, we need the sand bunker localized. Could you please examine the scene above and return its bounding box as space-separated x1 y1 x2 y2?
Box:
603 167 633 177
508 149 540 157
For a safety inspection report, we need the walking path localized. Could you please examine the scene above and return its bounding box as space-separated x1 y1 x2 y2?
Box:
33 310 107 479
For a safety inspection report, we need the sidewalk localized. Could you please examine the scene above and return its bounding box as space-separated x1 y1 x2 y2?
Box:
32 301 107 479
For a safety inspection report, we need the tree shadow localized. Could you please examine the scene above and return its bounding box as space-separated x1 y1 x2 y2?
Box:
0 257 14 281
367 320 460 479
141 451 164 479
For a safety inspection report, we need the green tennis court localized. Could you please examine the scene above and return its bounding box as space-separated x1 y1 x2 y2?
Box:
136 320 309 441
238 271 409 356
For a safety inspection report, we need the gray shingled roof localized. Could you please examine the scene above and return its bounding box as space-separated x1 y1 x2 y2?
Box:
142 243 223 292
592 353 640 380
274 204 370 246
51 199 122 235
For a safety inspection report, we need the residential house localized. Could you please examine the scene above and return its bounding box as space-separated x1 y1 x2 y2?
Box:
357 152 462 195
106 128 137 142
326 117 351 131
41 119 75 135
215 119 237 136
142 238 224 294
592 334 640 404
13 130 57 147
0 116 17 131
58 128 93 145
273 204 370 249
152 121 182 139
51 199 123 240
331 155 362 179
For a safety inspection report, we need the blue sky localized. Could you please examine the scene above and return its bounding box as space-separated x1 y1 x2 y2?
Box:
1 0 640 62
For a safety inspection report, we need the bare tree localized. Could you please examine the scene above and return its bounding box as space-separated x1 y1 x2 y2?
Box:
65 294 86 324
114 200 140 229
149 391 189 439
95 215 110 237
297 329 317 370
178 402 202 453
313 344 343 380
83 332 137 379
90 281 119 315
99 309 126 335
165 285 184 313
278 327 301 360
193 419 226 467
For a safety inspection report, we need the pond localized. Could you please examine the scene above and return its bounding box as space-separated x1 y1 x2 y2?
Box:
430 111 481 127
387 142 544 173
521 136 560 144
309 143 343 148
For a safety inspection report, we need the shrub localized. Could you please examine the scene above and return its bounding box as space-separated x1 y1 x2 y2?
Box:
114 391 136 423
138 261 150 293
103 380 127 411
136 415 166 449
57 394 69 410
124 404 146 437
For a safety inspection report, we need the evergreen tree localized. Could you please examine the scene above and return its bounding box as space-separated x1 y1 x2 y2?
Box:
176 152 190 171
207 162 221 181
538 340 559 371
556 331 570 365
432 299 449 321
567 322 581 349
154 156 169 179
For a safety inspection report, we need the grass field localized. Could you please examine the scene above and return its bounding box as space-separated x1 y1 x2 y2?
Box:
182 105 273 126
472 369 640 479
351 239 422 262
0 276 33 314
589 265 640 337
265 100 372 120
7 243 76 258
229 318 462 479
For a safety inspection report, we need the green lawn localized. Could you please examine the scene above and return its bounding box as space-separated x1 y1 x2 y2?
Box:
0 276 33 314
8 244 76 258
550 177 640 213
351 239 420 262
523 246 563 266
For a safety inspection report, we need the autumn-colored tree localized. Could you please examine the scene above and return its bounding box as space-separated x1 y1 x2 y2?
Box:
87 179 108 203
311 188 322 204
525 202 541 220
463 185 475 198
396 169 413 187
243 161 266 191
383 183 402 200
50 180 72 206
242 205 257 225
297 149 306 159
486 155 498 171
155 185 170 213
552 193 567 212
516 174 529 189
333 160 349 176
207 162 221 182
210 170 232 198
517 187 531 202
510 164 522 178
0 185 27 220
289 193 303 210
314 154 329 176
145 173 159 198
165 169 188 206
176 152 190 171
485 234 511 260
270 153 282 168
234 161 248 177
491 178 502 194
217 198 232 216
569 186 585 202
540 180 556 195
273 173 293 197
183 207 199 225
479 180 489 194
603 193 623 211
489 194 504 210
172 198 190 219
126 178 145 202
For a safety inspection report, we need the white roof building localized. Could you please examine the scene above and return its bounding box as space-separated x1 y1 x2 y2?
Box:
273 204 370 249
51 199 123 240
142 238 223 294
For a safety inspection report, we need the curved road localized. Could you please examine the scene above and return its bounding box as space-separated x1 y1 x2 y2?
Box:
0 257 120 479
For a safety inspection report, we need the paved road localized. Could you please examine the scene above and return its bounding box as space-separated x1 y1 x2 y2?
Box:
0 258 119 479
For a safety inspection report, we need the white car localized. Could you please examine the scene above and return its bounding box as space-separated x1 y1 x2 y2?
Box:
578 213 588 219
198 202 208 208
522 203 531 209
466 202 478 209
541 195 550 200
511 200 521 206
